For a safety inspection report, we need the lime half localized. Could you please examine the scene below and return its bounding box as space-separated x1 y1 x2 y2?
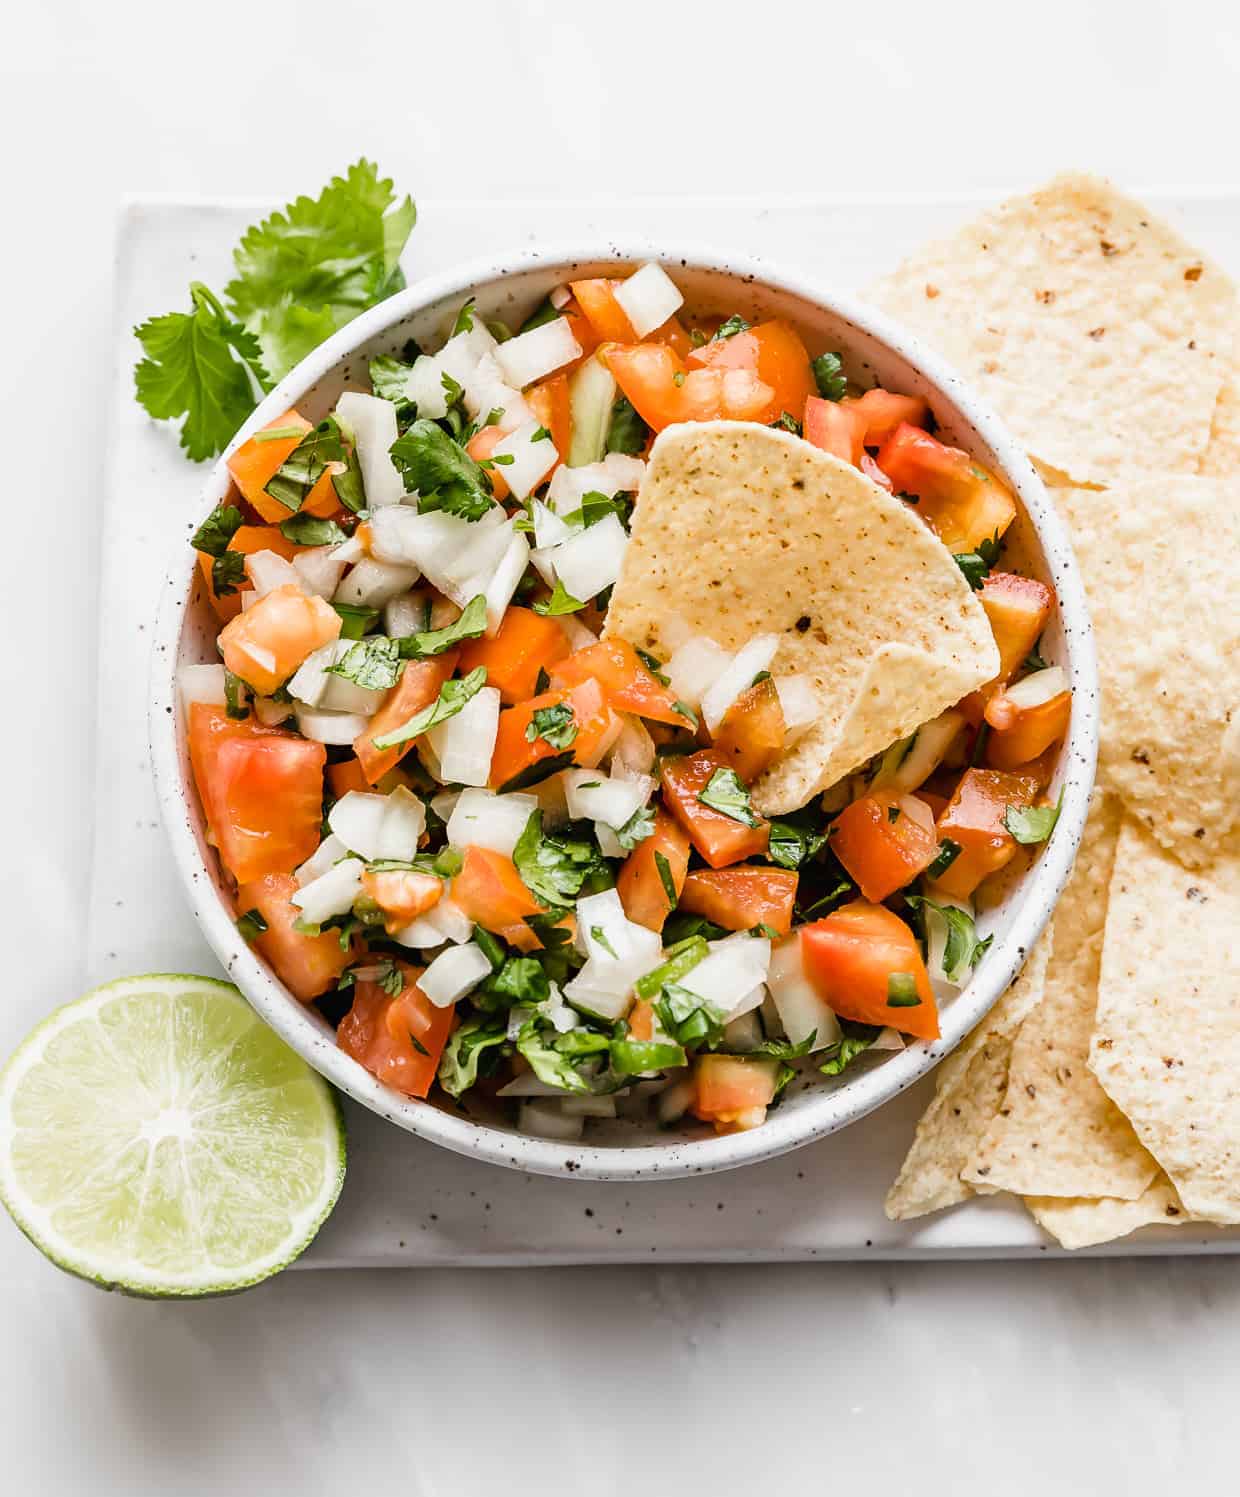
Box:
0 975 345 1296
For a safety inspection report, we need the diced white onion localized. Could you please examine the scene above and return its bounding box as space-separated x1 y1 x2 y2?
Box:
546 454 646 514
560 1095 618 1119
549 284 572 310
494 317 582 390
418 942 493 1008
924 894 978 987
613 262 683 338
447 789 538 858
426 685 501 788
492 420 559 502
532 499 572 551
335 391 404 509
1003 665 1069 710
178 663 226 711
595 823 625 858
329 787 425 861
679 933 772 1016
871 709 965 792
462 353 532 432
246 550 302 598
294 833 348 888
562 769 653 830
518 1099 584 1140
383 590 430 638
288 640 384 716
334 556 420 608
437 317 499 386
294 706 371 745
658 1077 695 1126
330 534 367 565
666 636 731 710
726 985 768 1023
872 1027 907 1052
497 1072 567 1098
767 935 842 1052
430 788 462 822
293 545 349 600
701 634 781 734
482 530 531 635
548 512 627 602
723 1010 764 1052
563 891 662 1019
607 716 656 778
529 546 557 590
407 355 451 420
393 893 474 949
253 696 293 726
555 612 599 651
290 857 365 926
379 786 428 859
774 674 823 745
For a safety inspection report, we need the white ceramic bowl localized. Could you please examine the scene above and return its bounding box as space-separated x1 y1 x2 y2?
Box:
151 241 1098 1182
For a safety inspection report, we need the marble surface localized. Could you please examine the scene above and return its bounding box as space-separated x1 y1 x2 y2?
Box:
6 0 1240 1489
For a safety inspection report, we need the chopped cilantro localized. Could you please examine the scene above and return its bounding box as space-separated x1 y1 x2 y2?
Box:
370 667 488 750
533 579 586 616
279 514 347 547
811 352 847 401
925 839 962 880
906 895 992 983
654 851 677 907
389 419 493 521
211 550 247 598
327 635 403 691
886 971 921 1006
236 908 268 943
953 533 1002 590
1004 791 1063 845
191 504 243 557
712 314 751 341
397 594 488 658
512 811 612 910
613 804 656 851
332 602 380 640
437 1018 508 1097
697 767 762 827
525 703 578 750
605 394 648 455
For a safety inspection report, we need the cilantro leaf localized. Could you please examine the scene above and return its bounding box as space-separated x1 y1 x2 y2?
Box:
397 594 488 658
654 851 678 908
819 1020 880 1076
771 412 802 435
264 416 352 514
327 635 404 691
389 419 493 521
610 1037 686 1075
512 812 612 910
925 838 962 880
211 550 248 597
370 666 488 750
280 514 347 547
497 750 577 794
525 703 578 750
332 603 380 640
438 1018 508 1098
485 956 550 1007
369 354 416 405
906 896 992 984
811 352 847 402
712 314 751 341
515 1019 592 1094
191 504 244 557
697 767 762 827
613 804 656 852
235 909 268 943
768 820 828 870
134 284 269 461
225 160 415 382
533 579 586 616
656 982 728 1049
605 395 648 456
953 533 1002 590
1004 791 1063 845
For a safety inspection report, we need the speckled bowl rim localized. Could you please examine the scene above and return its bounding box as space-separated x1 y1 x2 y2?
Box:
150 239 1098 1183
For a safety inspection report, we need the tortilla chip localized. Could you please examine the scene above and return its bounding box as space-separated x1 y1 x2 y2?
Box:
604 422 998 813
884 932 1051 1221
1090 816 1240 1225
1057 477 1240 868
1026 1173 1191 1251
866 172 1234 486
962 793 1160 1200
1198 361 1240 478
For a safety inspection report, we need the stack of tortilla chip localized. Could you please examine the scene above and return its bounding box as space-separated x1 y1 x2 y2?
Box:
873 174 1240 1248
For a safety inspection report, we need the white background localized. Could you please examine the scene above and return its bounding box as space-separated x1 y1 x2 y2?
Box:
5 1 1240 1490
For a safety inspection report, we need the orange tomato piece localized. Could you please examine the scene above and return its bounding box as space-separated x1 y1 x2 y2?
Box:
691 1054 780 1132
979 572 1055 683
800 901 938 1040
187 704 284 834
933 768 1041 898
526 372 573 464
803 395 866 465
226 409 312 519
830 792 939 902
984 689 1071 770
875 423 1017 553
549 638 687 726
569 278 638 342
839 388 930 446
337 963 454 1099
360 868 444 934
218 584 341 697
354 652 459 785
659 750 769 869
711 677 786 781
326 758 371 799
209 731 326 885
687 320 815 426
197 524 299 623
600 342 775 432
235 872 353 1002
458 607 570 705
679 867 798 937
453 846 543 930
489 678 618 791
616 809 691 933
465 424 511 502
627 999 657 1041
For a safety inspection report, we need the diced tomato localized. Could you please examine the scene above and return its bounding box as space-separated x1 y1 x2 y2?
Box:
208 731 326 885
458 608 569 705
659 750 769 869
218 583 341 697
354 653 459 785
489 678 618 791
569 278 637 343
600 342 775 432
453 846 543 930
226 409 312 519
933 768 1041 898
360 868 444 935
687 321 815 426
803 396 866 465
526 372 572 465
800 901 938 1040
550 638 687 726
188 704 281 831
830 792 939 903
711 676 785 781
979 572 1054 683
197 525 299 623
465 424 511 502
627 999 657 1041
984 688 1071 770
616 809 690 932
839 389 930 446
860 452 894 490
235 872 353 1002
679 867 798 936
559 299 600 362
691 1054 780 1133
875 423 1017 553
337 964 455 1099
326 758 371 799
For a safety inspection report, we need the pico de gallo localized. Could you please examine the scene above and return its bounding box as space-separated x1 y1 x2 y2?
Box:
182 260 1070 1141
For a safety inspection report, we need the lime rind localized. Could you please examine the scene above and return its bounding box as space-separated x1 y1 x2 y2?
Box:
0 974 345 1297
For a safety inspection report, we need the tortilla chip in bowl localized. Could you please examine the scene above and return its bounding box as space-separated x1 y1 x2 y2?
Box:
151 242 1097 1180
